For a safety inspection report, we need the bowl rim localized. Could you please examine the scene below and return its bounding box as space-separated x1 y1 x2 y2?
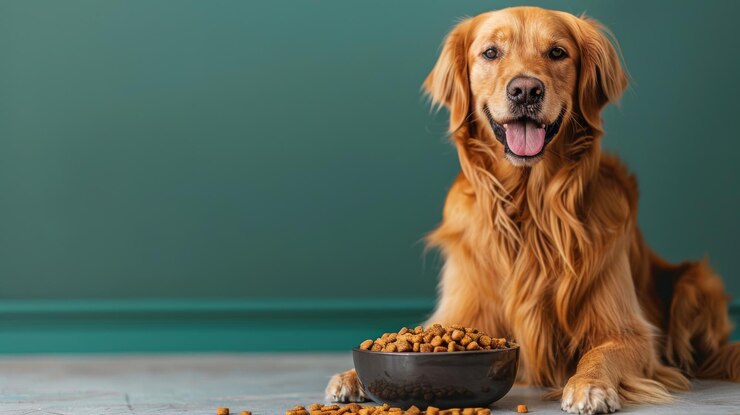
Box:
352 342 519 356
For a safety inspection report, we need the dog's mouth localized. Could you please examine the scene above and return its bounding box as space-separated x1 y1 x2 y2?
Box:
483 105 564 161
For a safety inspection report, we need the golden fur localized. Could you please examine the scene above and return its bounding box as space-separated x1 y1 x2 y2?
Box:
327 7 739 414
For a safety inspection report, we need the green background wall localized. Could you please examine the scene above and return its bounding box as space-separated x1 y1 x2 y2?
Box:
0 0 737 352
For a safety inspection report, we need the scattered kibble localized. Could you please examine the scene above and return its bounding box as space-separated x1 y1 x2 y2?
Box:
516 404 528 413
216 408 229 415
358 324 509 353
240 412 252 415
292 403 491 415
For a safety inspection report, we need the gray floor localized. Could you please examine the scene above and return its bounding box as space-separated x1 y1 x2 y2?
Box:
0 354 737 415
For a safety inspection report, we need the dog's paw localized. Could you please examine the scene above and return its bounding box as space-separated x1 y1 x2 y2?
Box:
561 376 621 414
325 369 367 403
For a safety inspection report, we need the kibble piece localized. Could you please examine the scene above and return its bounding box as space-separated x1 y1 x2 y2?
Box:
476 410 490 415
336 407 349 415
433 345 447 352
420 343 433 353
516 404 528 413
451 330 465 341
466 341 481 351
399 327 409 335
426 406 440 415
322 405 340 411
360 340 374 350
447 341 457 352
406 405 421 415
478 335 491 347
240 412 251 415
396 339 411 352
384 343 397 352
414 325 423 334
430 335 443 346
462 409 475 415
216 408 229 415
309 404 322 411
413 342 420 352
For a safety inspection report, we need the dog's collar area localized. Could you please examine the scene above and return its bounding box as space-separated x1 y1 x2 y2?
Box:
482 104 564 163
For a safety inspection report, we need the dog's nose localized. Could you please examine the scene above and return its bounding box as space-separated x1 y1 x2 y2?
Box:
506 76 545 105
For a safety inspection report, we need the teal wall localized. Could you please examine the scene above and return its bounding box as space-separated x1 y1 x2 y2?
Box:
0 1 737 352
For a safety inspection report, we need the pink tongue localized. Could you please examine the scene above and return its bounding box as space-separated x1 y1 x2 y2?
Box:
505 120 546 157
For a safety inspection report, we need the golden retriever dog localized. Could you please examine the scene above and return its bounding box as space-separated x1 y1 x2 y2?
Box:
326 6 739 414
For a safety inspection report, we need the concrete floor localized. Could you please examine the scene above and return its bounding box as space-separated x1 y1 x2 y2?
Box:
0 354 737 415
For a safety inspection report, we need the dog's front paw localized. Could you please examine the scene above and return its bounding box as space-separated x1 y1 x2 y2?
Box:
325 369 367 403
561 376 621 414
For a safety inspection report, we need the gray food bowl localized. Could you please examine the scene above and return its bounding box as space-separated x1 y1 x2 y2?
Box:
353 344 519 409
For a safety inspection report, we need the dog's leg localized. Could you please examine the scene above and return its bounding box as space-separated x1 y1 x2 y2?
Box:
325 369 367 403
561 246 689 414
423 174 507 334
560 337 685 414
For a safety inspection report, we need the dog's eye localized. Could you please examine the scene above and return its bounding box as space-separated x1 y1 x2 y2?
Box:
482 47 499 60
548 46 567 60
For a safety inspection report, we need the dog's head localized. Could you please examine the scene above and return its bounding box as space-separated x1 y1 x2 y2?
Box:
424 7 627 166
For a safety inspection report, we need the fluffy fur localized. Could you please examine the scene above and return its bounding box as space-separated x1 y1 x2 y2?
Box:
327 7 739 414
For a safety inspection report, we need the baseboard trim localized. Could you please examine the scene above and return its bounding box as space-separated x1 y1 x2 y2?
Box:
0 298 735 354
0 298 435 315
0 298 436 354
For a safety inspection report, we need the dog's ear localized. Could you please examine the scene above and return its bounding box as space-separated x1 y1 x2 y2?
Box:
423 18 475 133
569 15 628 131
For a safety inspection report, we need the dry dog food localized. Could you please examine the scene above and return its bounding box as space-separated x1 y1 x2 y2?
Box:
516 404 528 413
359 324 508 352
294 404 490 415
241 412 252 415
